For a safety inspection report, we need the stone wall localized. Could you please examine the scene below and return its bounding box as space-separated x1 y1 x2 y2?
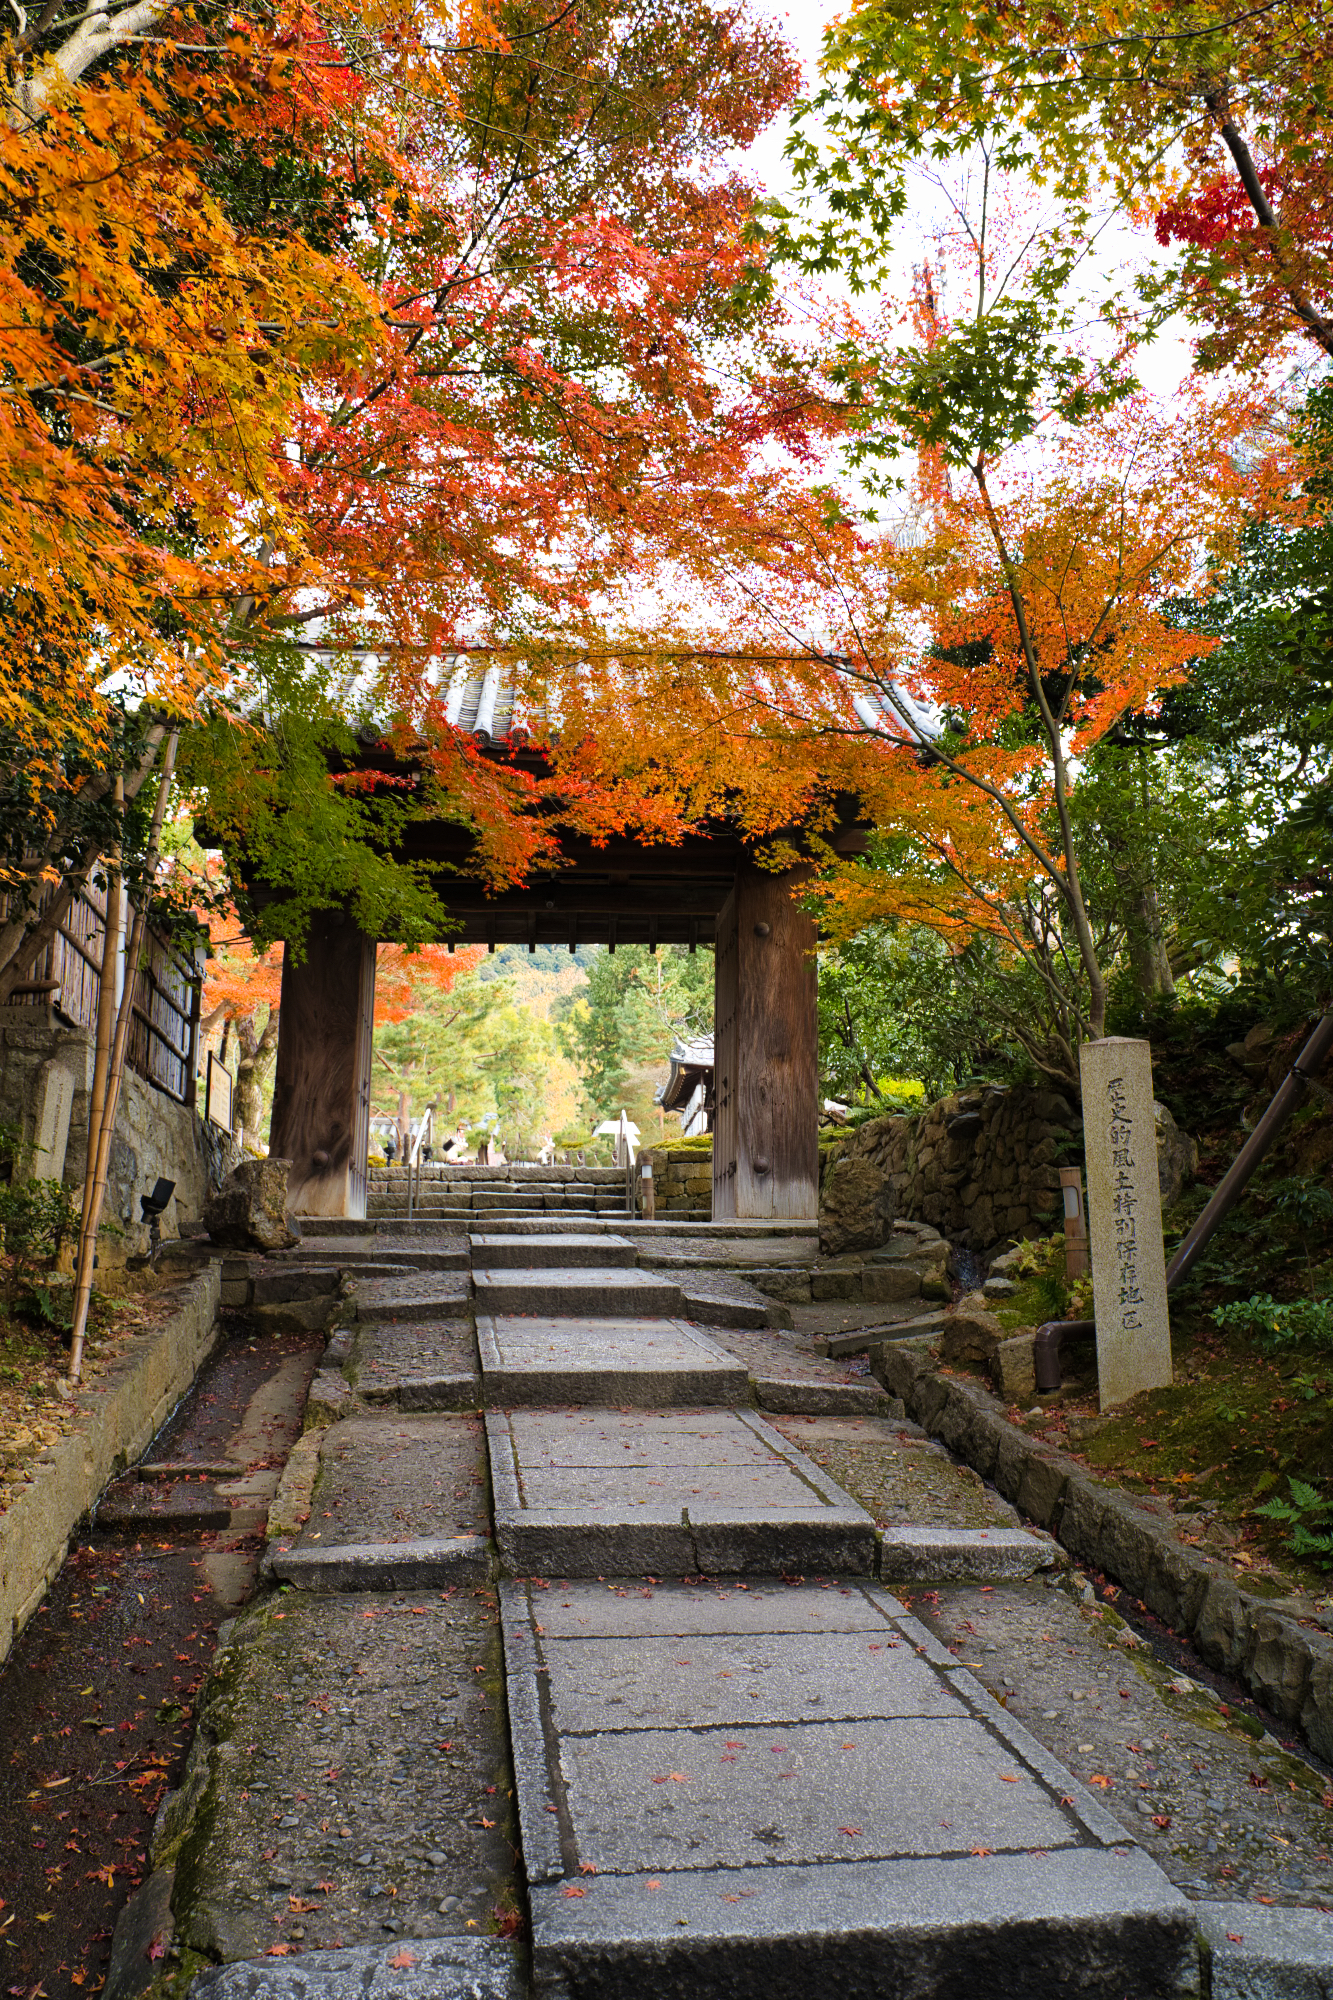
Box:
638 1145 712 1218
0 1011 239 1264
823 1084 1083 1253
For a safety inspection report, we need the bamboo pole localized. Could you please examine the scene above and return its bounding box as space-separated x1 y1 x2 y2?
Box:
77 778 124 1257
68 732 178 1387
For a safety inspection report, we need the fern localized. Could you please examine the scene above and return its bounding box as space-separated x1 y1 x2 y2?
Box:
1254 1477 1333 1570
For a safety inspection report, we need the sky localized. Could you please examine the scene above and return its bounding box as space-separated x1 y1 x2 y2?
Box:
733 0 1196 402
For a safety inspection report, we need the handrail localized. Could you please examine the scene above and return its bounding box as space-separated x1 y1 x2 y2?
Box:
406 1101 435 1223
1033 1010 1333 1392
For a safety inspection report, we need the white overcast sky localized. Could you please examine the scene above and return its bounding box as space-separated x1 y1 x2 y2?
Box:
733 0 1195 397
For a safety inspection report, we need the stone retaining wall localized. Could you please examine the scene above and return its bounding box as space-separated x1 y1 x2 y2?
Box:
825 1084 1083 1251
637 1145 712 1217
367 1162 624 1189
0 1010 239 1264
0 1266 220 1664
875 1340 1333 1763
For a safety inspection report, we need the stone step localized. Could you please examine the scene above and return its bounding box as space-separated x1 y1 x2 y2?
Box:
502 1576 1195 1997
470 1232 639 1269
354 1272 473 1322
487 1406 876 1576
472 1266 681 1318
477 1315 748 1411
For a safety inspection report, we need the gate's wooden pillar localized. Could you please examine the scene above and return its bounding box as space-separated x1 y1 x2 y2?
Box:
269 916 376 1218
712 863 818 1221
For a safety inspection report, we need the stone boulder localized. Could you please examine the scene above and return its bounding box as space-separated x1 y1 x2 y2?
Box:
1154 1103 1199 1211
819 1153 895 1256
203 1158 300 1253
937 1304 1006 1367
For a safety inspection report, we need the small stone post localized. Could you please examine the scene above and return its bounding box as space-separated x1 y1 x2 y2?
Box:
1079 1037 1173 1411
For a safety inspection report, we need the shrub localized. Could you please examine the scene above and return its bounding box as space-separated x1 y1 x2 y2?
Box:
1211 1293 1333 1352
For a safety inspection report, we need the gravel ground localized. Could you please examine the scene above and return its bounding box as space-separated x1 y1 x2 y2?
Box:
918 1577 1333 1907
295 1416 488 1547
771 1413 1022 1531
350 1320 479 1395
166 1588 518 1961
693 1324 873 1384
766 1406 1333 1910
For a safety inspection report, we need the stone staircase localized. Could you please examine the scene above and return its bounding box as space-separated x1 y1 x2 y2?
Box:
367 1160 631 1223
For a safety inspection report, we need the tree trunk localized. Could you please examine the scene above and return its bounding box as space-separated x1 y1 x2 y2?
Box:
233 1008 280 1152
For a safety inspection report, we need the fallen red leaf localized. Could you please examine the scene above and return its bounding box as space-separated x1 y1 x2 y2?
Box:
387 1951 416 1968
562 1888 585 1900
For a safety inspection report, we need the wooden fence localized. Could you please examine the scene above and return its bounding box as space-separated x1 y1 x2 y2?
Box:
4 880 203 1108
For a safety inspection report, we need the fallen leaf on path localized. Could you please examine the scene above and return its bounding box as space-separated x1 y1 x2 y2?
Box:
387 1951 416 1967
562 1888 585 1900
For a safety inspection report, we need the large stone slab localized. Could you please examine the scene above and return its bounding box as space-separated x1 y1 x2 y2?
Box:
472 1267 681 1317
878 1525 1057 1585
501 1578 1196 1998
476 1315 748 1407
469 1232 639 1269
1196 1900 1333 1998
265 1535 492 1592
189 1937 522 2000
487 1409 876 1575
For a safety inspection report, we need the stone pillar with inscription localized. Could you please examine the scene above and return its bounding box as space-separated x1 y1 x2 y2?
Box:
1079 1037 1173 1412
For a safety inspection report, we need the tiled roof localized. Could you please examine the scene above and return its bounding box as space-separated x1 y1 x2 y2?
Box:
657 1034 714 1109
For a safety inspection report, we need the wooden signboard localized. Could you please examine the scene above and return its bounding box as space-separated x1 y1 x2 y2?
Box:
205 1051 234 1135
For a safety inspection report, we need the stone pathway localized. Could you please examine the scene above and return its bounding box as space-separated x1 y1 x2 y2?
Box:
140 1223 1333 2000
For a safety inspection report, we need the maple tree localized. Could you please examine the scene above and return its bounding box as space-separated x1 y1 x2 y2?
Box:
526 164 1285 1086
4 0 826 985
792 0 1333 371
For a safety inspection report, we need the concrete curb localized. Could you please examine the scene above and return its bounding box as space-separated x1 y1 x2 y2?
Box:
262 1532 493 1590
872 1342 1333 1765
0 1266 221 1664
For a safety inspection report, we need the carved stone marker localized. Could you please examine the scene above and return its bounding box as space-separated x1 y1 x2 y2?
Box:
1079 1037 1172 1411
